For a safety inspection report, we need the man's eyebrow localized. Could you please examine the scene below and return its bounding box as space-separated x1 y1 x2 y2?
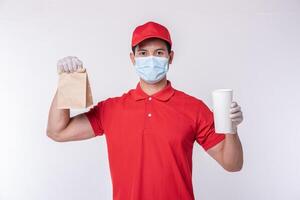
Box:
137 48 166 51
155 48 167 51
136 48 147 51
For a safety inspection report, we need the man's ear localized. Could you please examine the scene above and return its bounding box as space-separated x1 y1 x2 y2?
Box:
168 50 174 64
130 52 135 65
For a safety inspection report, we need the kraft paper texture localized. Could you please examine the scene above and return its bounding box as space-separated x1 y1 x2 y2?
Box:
57 69 93 109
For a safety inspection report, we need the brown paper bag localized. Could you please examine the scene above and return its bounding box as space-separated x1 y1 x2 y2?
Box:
57 68 93 109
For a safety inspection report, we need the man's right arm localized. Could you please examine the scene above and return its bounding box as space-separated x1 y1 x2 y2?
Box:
46 56 95 142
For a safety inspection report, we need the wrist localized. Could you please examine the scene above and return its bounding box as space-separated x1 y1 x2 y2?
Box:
232 125 238 134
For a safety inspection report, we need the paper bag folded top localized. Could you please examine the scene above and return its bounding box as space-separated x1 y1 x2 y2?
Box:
57 68 93 109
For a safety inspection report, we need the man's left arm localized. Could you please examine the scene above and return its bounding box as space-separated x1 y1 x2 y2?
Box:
207 101 244 172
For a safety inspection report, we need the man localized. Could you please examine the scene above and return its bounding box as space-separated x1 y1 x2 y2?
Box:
47 21 244 200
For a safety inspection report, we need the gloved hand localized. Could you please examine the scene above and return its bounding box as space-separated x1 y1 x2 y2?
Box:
229 101 244 133
57 56 85 74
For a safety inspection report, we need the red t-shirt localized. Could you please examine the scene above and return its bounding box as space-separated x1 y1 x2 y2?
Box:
85 80 225 200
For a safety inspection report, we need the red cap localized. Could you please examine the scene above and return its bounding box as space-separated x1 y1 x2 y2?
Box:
131 21 172 48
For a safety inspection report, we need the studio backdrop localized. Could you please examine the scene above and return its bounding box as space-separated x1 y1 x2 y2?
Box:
0 0 299 199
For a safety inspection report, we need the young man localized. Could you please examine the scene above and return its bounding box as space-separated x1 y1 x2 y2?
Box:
47 21 244 200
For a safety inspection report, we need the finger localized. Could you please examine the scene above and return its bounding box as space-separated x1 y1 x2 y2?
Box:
63 61 70 73
71 57 78 71
232 118 242 122
230 105 241 114
66 58 74 72
231 101 238 108
74 58 83 69
230 112 242 119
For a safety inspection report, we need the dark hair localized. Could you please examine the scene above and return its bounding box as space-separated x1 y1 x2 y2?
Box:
132 39 171 55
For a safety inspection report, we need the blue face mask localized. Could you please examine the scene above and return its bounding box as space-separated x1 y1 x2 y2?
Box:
134 56 169 84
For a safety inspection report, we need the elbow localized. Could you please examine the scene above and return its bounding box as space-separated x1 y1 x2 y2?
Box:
222 154 244 172
46 129 64 142
224 163 243 172
225 166 243 172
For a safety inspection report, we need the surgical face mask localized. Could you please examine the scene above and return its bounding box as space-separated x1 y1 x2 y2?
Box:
134 56 169 84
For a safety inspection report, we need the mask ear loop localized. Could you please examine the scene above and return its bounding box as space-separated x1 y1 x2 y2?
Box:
165 57 170 72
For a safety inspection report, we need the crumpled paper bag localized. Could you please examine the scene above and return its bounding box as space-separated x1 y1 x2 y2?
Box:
57 68 93 109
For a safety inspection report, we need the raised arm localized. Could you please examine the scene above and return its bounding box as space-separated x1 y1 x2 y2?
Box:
46 56 95 142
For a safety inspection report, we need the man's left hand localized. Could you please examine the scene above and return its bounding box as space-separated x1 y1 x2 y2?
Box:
229 101 244 133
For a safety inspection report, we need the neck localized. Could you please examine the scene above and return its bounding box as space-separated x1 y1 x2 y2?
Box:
139 78 168 96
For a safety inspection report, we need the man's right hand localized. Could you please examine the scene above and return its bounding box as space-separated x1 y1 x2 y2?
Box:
57 56 84 74
46 56 95 142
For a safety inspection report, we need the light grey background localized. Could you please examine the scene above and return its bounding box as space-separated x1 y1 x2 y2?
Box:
0 0 299 199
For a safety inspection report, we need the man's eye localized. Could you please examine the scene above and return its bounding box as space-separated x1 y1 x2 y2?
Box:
139 52 146 56
157 51 164 56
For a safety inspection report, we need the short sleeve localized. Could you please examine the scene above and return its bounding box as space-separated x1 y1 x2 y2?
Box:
195 100 225 151
84 101 106 136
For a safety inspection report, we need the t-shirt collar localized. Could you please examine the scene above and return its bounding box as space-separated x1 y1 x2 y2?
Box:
131 80 175 101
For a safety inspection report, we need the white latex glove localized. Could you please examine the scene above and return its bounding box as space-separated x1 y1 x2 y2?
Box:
229 101 244 133
57 56 84 74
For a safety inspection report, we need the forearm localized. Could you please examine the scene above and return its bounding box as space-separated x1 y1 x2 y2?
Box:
46 90 70 134
222 130 244 172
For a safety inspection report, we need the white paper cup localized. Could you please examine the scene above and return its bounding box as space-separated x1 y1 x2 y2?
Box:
212 89 234 134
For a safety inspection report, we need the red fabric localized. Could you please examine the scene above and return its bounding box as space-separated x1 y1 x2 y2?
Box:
131 21 172 48
85 80 225 200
